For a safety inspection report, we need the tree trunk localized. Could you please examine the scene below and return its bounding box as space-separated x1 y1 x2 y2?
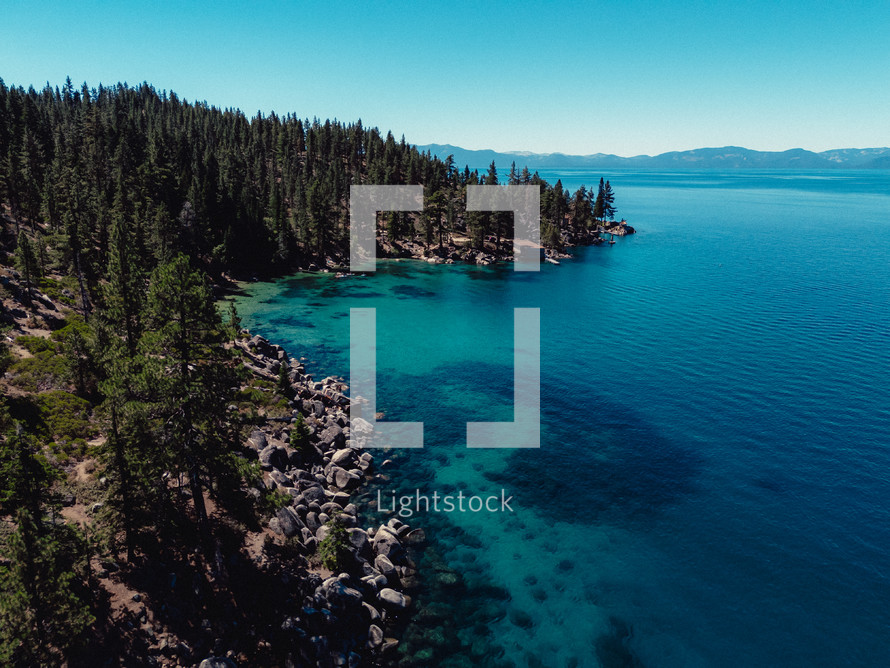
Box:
111 405 136 562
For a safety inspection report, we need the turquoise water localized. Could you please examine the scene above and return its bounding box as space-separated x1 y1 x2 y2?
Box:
233 170 890 667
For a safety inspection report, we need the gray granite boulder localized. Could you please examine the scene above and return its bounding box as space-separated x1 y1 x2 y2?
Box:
274 507 303 538
246 430 268 451
330 447 355 467
378 588 409 609
198 658 236 668
346 528 372 559
320 426 346 450
259 444 287 471
372 526 405 561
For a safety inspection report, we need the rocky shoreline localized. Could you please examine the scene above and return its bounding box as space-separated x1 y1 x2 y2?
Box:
273 223 635 274
219 222 638 665
231 332 424 667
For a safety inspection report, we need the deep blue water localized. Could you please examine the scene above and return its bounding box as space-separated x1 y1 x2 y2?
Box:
233 169 890 667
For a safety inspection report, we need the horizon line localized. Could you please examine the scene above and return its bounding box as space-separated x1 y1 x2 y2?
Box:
418 142 890 159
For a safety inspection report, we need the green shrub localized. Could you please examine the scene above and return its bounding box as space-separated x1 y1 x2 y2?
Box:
16 335 56 355
9 336 68 392
36 391 97 442
236 386 271 405
232 457 292 512
291 414 313 454
317 512 351 571
38 277 78 306
263 488 292 513
49 315 88 344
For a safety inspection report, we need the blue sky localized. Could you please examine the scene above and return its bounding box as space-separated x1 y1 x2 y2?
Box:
2 0 888 156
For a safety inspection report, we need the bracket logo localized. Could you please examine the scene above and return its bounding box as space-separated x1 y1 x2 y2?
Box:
348 185 541 450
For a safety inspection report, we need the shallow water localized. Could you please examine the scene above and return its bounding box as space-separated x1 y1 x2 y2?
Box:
234 169 890 667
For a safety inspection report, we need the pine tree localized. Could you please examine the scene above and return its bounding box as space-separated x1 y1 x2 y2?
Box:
0 427 54 522
0 428 94 665
277 359 292 397
572 185 592 235
227 300 242 338
594 177 605 223
96 341 141 562
140 254 237 541
14 231 39 307
0 514 94 666
385 211 399 243
427 189 448 249
508 161 519 185
58 316 95 397
105 192 144 355
602 180 616 222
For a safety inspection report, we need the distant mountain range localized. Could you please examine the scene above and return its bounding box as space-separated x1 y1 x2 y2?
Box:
416 144 890 171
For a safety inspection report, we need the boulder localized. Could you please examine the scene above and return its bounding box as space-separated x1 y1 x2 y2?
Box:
378 588 409 609
374 554 396 577
198 658 236 668
247 430 268 451
300 484 327 504
367 624 384 649
363 602 381 622
381 638 400 654
320 502 341 516
259 445 287 471
386 518 407 533
321 580 363 614
305 512 321 532
346 528 372 558
269 470 291 488
320 426 346 450
330 448 355 467
330 492 352 508
404 528 427 546
372 527 404 561
291 468 314 482
351 417 373 435
327 466 360 490
358 452 374 471
274 507 303 538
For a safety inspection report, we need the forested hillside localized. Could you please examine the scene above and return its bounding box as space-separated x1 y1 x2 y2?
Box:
0 79 612 666
1 78 605 289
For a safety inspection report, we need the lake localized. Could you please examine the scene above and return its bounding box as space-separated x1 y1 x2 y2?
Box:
233 169 890 667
